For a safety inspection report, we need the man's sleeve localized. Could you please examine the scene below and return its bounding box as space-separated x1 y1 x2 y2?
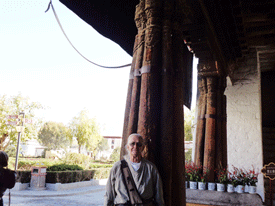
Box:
154 168 165 206
104 166 115 206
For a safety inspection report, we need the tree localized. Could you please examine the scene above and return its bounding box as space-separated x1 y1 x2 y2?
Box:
97 137 109 152
0 93 43 151
185 148 192 161
38 121 70 150
184 107 195 141
110 147 121 162
69 109 102 156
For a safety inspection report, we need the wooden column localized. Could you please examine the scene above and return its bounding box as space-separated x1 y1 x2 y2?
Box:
121 0 146 157
121 1 194 205
194 77 207 167
171 20 190 206
127 1 146 137
121 37 137 158
159 0 174 205
203 76 217 181
137 0 162 161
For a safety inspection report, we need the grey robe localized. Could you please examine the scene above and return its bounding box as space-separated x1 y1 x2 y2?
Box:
104 155 165 206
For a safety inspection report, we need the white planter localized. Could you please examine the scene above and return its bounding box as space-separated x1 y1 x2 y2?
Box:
227 184 234 193
185 181 188 189
198 182 206 190
208 182 216 191
236 185 244 193
244 184 249 193
189 181 197 190
217 183 225 192
249 186 257 194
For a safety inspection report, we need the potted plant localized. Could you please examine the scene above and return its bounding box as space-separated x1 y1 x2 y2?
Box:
198 166 209 190
227 170 238 193
185 161 200 189
248 167 258 194
216 166 228 192
232 166 246 193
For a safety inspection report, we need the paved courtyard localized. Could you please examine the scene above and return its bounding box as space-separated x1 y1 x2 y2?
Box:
3 185 106 206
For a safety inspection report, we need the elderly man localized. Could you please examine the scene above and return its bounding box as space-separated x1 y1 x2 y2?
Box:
104 133 165 206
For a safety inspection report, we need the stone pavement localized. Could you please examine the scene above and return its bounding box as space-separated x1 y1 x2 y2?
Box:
3 185 106 206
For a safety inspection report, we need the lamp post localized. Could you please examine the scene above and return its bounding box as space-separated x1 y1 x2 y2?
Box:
14 111 25 171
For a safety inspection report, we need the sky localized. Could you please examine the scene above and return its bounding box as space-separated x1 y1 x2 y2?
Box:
0 0 197 136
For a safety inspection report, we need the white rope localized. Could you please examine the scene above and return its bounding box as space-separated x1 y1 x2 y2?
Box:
45 1 132 69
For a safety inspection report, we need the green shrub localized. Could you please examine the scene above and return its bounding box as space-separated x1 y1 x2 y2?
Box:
16 170 31 183
93 168 111 179
47 164 83 171
45 169 110 183
89 163 113 168
17 159 37 170
62 153 91 167
10 158 60 171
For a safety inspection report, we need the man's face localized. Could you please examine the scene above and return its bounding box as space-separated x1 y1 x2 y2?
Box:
127 135 144 158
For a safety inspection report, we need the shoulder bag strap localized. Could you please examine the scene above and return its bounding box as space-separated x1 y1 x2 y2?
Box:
121 159 143 205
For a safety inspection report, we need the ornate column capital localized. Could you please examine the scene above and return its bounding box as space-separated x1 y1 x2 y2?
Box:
198 61 220 77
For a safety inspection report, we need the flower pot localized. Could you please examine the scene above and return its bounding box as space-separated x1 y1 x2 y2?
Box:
189 181 197 190
185 181 188 189
227 184 234 193
198 182 206 190
244 184 249 193
249 186 257 194
217 183 225 192
208 182 216 191
236 185 244 193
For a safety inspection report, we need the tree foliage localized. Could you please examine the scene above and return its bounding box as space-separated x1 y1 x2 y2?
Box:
69 109 102 157
38 121 70 150
0 93 43 151
185 148 192 161
97 138 109 152
184 107 195 141
110 147 121 162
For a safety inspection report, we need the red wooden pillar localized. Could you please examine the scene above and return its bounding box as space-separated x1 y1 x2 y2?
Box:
127 1 146 137
194 77 207 167
204 76 217 181
137 0 162 161
159 0 174 204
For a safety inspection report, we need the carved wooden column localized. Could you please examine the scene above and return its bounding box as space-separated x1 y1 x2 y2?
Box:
137 0 162 161
121 1 146 157
198 61 218 182
121 1 194 205
194 77 207 167
204 75 217 181
127 1 146 137
196 60 228 181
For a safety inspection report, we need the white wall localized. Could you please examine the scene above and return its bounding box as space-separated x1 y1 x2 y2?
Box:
224 53 264 200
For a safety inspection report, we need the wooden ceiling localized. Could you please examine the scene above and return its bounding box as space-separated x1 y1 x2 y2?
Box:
60 0 275 74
